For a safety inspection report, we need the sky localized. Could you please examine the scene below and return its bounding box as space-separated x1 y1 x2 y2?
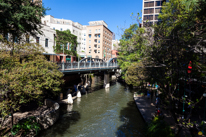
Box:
42 0 143 40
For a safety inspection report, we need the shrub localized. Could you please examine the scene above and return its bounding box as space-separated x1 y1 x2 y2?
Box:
11 116 41 136
146 116 174 137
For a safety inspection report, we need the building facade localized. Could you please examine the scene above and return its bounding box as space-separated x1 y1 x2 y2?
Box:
86 21 113 60
142 0 167 27
41 15 86 58
41 16 113 60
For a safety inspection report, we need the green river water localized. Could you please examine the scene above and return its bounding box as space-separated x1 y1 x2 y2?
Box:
38 76 145 137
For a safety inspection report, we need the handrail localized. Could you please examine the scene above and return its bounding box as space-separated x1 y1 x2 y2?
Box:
57 62 118 71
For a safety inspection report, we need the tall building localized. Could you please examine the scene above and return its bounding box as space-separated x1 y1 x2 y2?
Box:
86 21 113 60
142 0 166 27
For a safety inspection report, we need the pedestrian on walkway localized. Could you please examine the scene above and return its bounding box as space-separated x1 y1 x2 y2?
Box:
147 90 150 99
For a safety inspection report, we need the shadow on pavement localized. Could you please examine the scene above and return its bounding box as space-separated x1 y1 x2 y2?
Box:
115 101 146 137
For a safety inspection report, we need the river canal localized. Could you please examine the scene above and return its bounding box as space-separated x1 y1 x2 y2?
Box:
38 76 145 137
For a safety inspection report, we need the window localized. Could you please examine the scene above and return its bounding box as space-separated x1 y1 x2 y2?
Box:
98 45 100 48
89 45 91 48
94 45 97 48
99 29 100 32
155 8 162 13
89 30 91 33
98 34 100 38
5 33 8 41
60 28 63 31
94 50 97 53
95 29 97 32
26 35 29 43
155 1 163 6
53 27 55 30
144 2 154 7
84 33 86 36
155 15 159 20
89 34 91 38
98 50 100 53
89 49 91 53
144 15 153 20
36 37 40 44
89 40 91 43
45 38 48 47
98 40 100 43
144 8 154 14
143 22 153 27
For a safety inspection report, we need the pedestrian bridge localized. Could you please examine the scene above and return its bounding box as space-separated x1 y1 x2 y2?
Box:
57 57 119 74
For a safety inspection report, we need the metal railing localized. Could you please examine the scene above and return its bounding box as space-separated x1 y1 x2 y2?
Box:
56 61 118 71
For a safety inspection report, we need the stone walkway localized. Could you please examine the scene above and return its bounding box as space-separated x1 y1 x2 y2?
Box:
133 93 156 123
133 92 198 136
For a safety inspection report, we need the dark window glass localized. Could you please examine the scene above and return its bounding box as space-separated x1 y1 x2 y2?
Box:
155 1 163 6
144 15 153 20
36 37 40 44
155 8 162 13
143 22 153 27
45 38 48 47
155 15 159 20
144 2 154 7
144 8 154 14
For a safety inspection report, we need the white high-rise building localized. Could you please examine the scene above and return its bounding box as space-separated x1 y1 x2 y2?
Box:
142 0 167 27
41 15 86 58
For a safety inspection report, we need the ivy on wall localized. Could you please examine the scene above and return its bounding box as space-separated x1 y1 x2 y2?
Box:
54 30 78 56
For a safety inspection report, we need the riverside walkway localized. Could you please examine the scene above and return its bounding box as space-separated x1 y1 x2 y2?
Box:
133 93 156 123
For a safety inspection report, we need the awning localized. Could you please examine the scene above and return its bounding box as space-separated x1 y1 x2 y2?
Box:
87 55 92 57
80 55 85 57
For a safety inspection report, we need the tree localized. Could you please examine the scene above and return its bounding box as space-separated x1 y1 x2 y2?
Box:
0 0 47 54
146 0 206 134
54 30 78 56
0 42 64 128
118 22 153 85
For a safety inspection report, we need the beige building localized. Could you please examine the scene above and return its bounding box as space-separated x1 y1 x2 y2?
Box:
86 21 113 61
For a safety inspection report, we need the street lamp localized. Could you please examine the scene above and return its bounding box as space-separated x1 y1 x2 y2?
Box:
202 92 206 134
62 44 64 71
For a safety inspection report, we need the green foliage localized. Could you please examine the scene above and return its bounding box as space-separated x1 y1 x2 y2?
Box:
11 116 41 136
146 116 174 137
0 0 47 42
54 30 78 56
0 42 64 119
118 19 152 85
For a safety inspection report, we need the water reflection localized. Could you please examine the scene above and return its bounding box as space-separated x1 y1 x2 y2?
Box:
77 98 81 107
67 104 73 112
105 88 109 93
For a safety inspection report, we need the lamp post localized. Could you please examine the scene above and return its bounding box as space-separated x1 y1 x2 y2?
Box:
62 44 64 71
202 92 206 134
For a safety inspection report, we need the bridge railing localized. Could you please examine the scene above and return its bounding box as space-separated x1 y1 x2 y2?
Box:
56 61 118 70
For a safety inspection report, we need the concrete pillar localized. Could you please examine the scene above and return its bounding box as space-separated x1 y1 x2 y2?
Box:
77 91 81 97
104 72 110 88
67 94 73 104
